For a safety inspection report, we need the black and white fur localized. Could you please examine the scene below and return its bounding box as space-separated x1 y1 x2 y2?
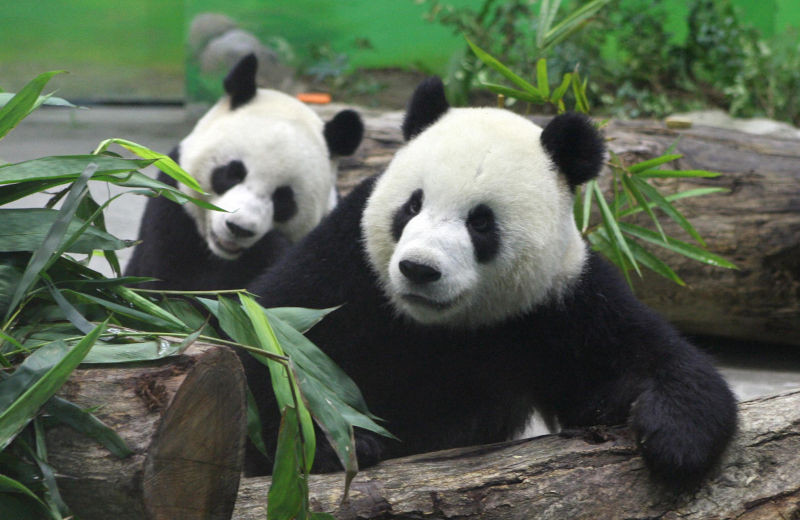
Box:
124 54 363 290
245 77 737 486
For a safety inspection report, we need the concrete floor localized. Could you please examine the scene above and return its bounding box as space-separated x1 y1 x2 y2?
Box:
2 104 799 406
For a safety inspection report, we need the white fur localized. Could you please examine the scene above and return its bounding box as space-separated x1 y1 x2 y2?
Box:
362 108 586 327
178 89 339 259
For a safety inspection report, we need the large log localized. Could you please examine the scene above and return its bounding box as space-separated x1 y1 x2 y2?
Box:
233 389 800 519
318 106 800 346
46 343 247 520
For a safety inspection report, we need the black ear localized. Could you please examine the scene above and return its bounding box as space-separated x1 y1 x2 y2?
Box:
402 76 450 141
540 112 605 189
223 53 258 110
324 109 364 156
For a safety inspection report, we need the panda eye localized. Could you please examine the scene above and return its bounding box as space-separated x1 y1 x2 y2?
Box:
467 204 495 233
406 189 423 216
211 160 247 194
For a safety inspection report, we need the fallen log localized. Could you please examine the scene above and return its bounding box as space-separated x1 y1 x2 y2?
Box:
233 388 800 520
46 343 247 520
318 106 800 346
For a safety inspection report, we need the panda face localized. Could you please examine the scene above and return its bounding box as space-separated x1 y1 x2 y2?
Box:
177 89 337 259
362 108 588 327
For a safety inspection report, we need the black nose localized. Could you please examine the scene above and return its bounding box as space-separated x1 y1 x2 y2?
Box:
399 260 441 284
226 221 256 238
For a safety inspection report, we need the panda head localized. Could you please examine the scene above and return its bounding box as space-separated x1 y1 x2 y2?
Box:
177 53 363 259
362 77 605 327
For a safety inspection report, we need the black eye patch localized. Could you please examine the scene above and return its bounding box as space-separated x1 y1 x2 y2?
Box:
210 160 247 194
391 189 423 241
272 186 297 223
466 204 500 263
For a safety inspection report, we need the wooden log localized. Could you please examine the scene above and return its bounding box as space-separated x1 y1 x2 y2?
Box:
46 343 247 520
232 389 800 519
318 106 800 346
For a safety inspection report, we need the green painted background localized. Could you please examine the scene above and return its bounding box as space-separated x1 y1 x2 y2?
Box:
1 0 798 102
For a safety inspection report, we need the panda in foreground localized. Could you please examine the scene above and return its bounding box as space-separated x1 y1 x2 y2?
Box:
124 54 363 290
245 77 737 486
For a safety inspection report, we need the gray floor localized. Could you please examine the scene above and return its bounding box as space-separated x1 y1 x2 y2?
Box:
2 104 798 411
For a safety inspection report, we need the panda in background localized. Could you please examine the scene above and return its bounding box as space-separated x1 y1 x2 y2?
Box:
244 77 737 486
124 53 363 290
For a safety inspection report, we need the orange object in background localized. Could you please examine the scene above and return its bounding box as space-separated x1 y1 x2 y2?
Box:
296 92 332 104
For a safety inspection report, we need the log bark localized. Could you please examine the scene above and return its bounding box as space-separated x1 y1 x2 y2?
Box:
233 389 800 520
46 343 247 520
318 106 800 346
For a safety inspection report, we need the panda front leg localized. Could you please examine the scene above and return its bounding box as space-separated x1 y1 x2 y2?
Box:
627 344 737 487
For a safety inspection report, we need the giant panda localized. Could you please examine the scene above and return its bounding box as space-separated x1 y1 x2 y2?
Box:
124 54 363 290
244 77 737 486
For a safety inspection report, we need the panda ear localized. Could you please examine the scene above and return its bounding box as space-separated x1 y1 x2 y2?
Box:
324 109 364 156
402 76 450 141
223 53 258 110
540 112 606 189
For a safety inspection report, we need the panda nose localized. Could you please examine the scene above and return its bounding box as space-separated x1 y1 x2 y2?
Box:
399 260 441 284
226 221 256 238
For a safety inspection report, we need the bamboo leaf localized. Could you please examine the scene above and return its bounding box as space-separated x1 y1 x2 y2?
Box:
540 0 612 52
267 306 339 334
593 228 685 285
617 187 728 218
637 169 721 178
0 209 130 254
466 38 540 95
93 138 204 194
267 407 310 520
592 181 640 275
551 72 573 104
536 59 550 98
0 71 65 140
580 180 593 232
0 155 152 184
0 474 52 517
629 154 682 174
481 82 547 104
620 174 667 242
628 175 706 246
0 321 105 450
43 397 133 457
618 222 738 268
111 286 192 333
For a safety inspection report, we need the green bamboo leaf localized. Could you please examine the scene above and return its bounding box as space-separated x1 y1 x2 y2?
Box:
0 474 52 517
466 38 540 95
580 181 593 232
43 397 133 457
81 340 182 364
0 155 153 184
481 82 546 104
267 307 339 335
93 138 204 194
0 209 131 254
592 181 640 275
110 171 222 211
537 0 562 48
112 286 192 333
29 419 69 519
536 59 550 99
5 164 95 322
619 222 737 268
246 388 269 458
617 187 728 219
539 0 612 52
628 154 682 174
637 169 721 178
0 321 105 450
267 407 310 520
43 277 95 335
620 174 667 242
628 175 706 246
593 228 685 285
571 71 590 113
550 72 573 104
0 92 75 110
61 290 185 331
0 71 65 140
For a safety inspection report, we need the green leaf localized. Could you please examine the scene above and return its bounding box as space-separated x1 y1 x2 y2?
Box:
81 340 183 364
5 163 95 322
112 286 192 333
620 174 667 242
580 181 593 232
0 475 51 517
267 407 310 520
628 154 682 174
61 290 187 332
246 388 270 458
550 72 573 105
0 321 105 450
466 38 540 95
592 228 685 285
43 396 133 457
571 70 591 113
0 71 65 141
637 169 721 179
592 181 640 275
481 82 546 104
539 0 612 52
618 222 738 269
0 209 131 253
92 138 204 194
617 187 728 219
0 155 153 184
536 59 550 99
0 92 76 110
628 175 707 246
267 307 339 335
43 277 95 335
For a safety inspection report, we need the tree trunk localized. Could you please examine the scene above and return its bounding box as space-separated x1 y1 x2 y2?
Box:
233 389 800 520
321 106 800 346
46 343 247 520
